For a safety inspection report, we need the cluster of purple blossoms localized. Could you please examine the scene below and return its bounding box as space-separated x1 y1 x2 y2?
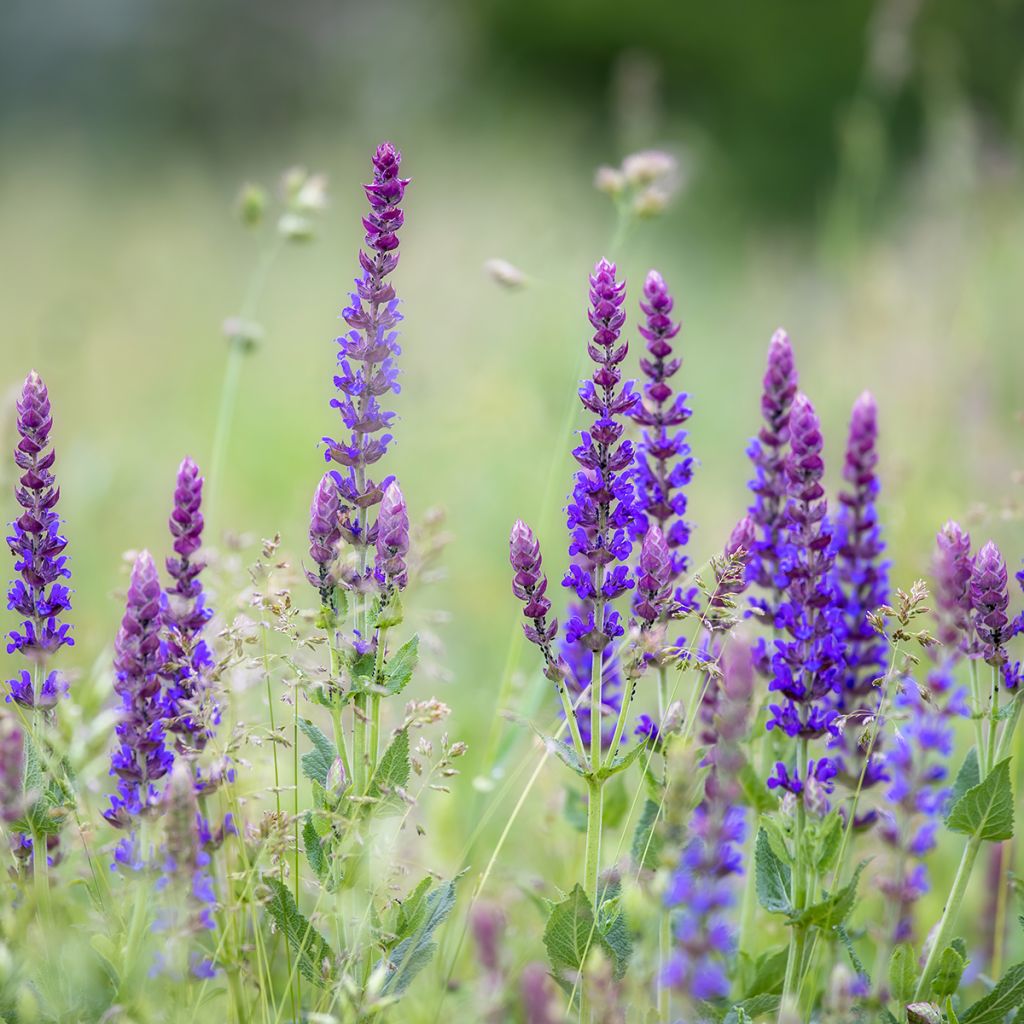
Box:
322 142 409 571
933 521 973 650
831 393 890 792
766 394 845 796
162 458 216 755
629 271 693 596
105 551 175 828
971 540 1016 668
375 481 410 592
745 331 798 613
5 371 72 710
308 473 343 600
664 640 753 1001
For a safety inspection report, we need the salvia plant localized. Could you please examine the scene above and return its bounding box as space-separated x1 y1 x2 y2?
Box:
2 141 1024 1024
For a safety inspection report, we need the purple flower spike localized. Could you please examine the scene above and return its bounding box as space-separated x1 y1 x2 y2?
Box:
767 393 843 794
509 520 559 667
323 143 410 562
971 541 1013 666
105 551 175 828
630 270 693 590
0 716 25 823
746 330 799 607
933 521 973 650
375 481 409 591
5 371 72 709
636 525 672 626
562 259 639 647
308 473 342 594
162 458 215 755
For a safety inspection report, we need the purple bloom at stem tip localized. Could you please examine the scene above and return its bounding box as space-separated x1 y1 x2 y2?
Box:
971 540 1014 667
308 472 342 596
509 520 559 670
375 481 409 591
933 520 973 650
5 370 72 709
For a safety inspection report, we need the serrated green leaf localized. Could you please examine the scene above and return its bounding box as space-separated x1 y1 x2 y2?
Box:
737 754 779 813
946 757 1014 842
631 799 663 870
755 828 792 915
383 634 419 695
377 879 456 995
303 815 326 881
596 876 631 980
298 718 336 787
368 729 411 804
602 775 628 829
812 811 844 874
931 944 967 1000
836 924 868 981
544 884 598 978
531 725 587 777
602 736 651 778
889 943 916 1005
945 748 981 823
794 861 866 931
263 876 336 986
961 961 1024 1023
759 815 793 866
395 878 433 939
743 947 788 999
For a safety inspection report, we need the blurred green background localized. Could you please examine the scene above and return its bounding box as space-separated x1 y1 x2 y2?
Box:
2 0 1024 1005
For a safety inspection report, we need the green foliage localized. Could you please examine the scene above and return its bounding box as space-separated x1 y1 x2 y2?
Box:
945 748 981 824
298 717 337 788
742 947 788 999
263 876 336 986
383 634 419 695
543 882 631 983
960 962 1024 1024
302 814 326 881
368 728 411 803
794 861 865 931
377 879 457 996
631 798 663 869
888 943 917 1006
946 757 1015 842
930 944 968 1001
754 828 792 915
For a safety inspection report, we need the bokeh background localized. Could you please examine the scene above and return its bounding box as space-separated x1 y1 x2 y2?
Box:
2 0 1024 1009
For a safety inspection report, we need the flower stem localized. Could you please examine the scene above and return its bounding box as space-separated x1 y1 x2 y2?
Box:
780 736 808 1020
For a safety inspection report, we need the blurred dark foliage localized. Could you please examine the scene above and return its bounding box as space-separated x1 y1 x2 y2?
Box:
2 0 1023 219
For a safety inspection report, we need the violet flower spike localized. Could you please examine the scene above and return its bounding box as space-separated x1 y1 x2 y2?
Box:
105 550 175 828
971 540 1013 667
509 520 559 670
308 472 342 598
636 525 672 627
375 481 409 591
766 393 844 796
630 270 693 594
933 520 973 650
322 142 410 574
745 330 798 610
5 370 72 710
162 458 215 755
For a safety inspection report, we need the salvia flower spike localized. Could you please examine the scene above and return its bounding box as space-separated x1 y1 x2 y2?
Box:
308 472 343 598
630 270 693 593
323 142 410 574
375 480 410 591
746 329 798 608
5 370 72 709
933 520 973 650
766 392 843 796
105 550 175 828
970 540 1013 666
509 520 559 671
162 458 215 754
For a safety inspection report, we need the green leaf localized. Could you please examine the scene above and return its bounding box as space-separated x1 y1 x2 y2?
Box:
737 754 779 813
812 811 843 874
946 757 1015 842
601 736 651 778
836 924 869 982
298 718 336 788
888 943 916 1005
564 786 589 833
395 878 433 939
263 876 336 986
596 876 631 980
961 961 1024 1023
302 815 326 881
723 1008 752 1024
759 815 793 866
945 748 981 824
755 828 792 915
544 884 599 978
724 995 779 1021
795 861 866 931
377 879 456 995
743 947 788 999
631 799 663 870
602 776 628 829
930 944 967 1000
368 729 411 803
383 635 419 695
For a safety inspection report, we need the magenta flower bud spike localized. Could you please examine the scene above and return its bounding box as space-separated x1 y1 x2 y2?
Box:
375 481 409 591
636 525 671 626
509 519 558 664
971 540 1012 665
933 521 973 649
5 370 72 709
308 472 343 596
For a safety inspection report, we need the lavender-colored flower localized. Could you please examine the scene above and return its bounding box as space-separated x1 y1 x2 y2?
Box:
970 541 1013 666
105 551 175 828
635 525 672 627
746 330 799 609
0 715 24 823
509 520 559 668
5 371 72 709
766 394 844 794
520 961 559 1024
664 639 753 1004
561 258 639 647
375 481 409 591
878 674 966 942
933 521 973 650
308 472 342 596
323 143 410 568
162 458 215 755
630 270 693 590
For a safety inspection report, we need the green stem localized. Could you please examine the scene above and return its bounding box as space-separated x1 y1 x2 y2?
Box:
369 626 389 781
657 664 668 726
558 681 588 766
969 659 987 766
780 737 808 1020
353 695 368 795
985 663 1000 775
